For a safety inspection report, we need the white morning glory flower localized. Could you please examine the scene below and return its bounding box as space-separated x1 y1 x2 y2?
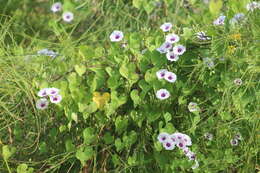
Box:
166 51 179 62
173 45 186 55
233 78 242 86
196 31 211 41
163 140 176 150
192 160 199 169
246 1 260 11
166 33 180 44
51 2 62 13
110 30 124 42
213 15 226 26
203 57 214 68
164 71 177 83
156 42 172 54
188 102 199 112
156 69 168 79
50 94 62 104
36 98 49 110
204 133 213 141
182 134 192 146
157 132 170 143
156 89 170 100
230 13 245 25
62 11 74 22
234 133 242 140
37 48 58 58
38 88 49 97
46 88 60 96
186 151 196 160
160 22 172 32
230 138 239 146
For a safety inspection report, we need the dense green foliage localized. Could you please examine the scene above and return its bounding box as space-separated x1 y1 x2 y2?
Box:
0 0 259 172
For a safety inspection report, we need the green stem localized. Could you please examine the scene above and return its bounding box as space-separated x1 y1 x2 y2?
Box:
4 159 12 173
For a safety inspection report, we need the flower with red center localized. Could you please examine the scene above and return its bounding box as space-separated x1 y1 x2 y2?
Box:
233 78 242 86
166 51 179 62
36 98 49 110
110 30 124 42
157 132 170 143
166 34 180 44
163 140 176 150
51 2 62 13
230 138 239 146
62 12 74 22
38 88 49 97
156 89 170 100
164 71 177 83
50 94 62 104
160 22 173 32
156 69 168 79
47 88 60 96
173 45 186 55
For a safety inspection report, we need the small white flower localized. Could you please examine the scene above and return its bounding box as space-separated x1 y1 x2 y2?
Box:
50 94 62 104
157 132 170 143
233 78 242 86
156 89 170 100
38 88 49 97
37 49 58 58
196 31 211 41
182 134 192 146
234 133 242 140
62 11 74 22
173 45 186 55
110 30 124 42
51 2 62 13
204 133 213 141
230 13 245 25
47 88 60 96
163 140 176 150
230 138 239 146
160 22 172 32
166 51 179 62
164 71 177 83
156 42 172 54
176 140 186 149
186 151 196 160
156 69 168 79
188 102 199 112
166 34 180 44
203 57 214 68
213 15 226 26
246 1 260 11
192 160 199 169
36 98 49 110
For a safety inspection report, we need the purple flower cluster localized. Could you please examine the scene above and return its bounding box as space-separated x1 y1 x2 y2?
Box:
158 132 199 169
36 88 62 110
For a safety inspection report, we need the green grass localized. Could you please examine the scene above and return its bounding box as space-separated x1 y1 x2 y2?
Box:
0 0 260 172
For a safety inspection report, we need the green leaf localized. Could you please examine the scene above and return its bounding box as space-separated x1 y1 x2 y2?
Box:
181 27 193 40
115 116 128 134
143 1 155 14
2 145 15 161
133 0 143 9
163 112 172 123
115 138 124 151
65 139 75 152
103 132 114 144
209 0 223 16
130 89 141 106
76 146 94 165
83 127 96 144
74 65 86 76
79 45 95 59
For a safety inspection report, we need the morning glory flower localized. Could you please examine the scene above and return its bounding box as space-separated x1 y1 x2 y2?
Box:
110 30 124 42
166 51 179 62
163 140 176 150
233 78 242 86
156 69 168 79
160 22 172 32
156 89 170 100
50 94 62 104
234 133 242 140
46 88 60 96
156 42 172 54
164 71 177 83
230 13 245 25
213 15 226 25
51 2 62 13
204 132 213 141
157 132 170 143
173 45 186 55
36 98 49 110
188 102 199 112
38 88 49 97
230 138 239 146
62 11 74 22
37 48 58 58
166 33 180 44
196 31 211 41
182 134 192 146
186 151 196 160
246 1 260 11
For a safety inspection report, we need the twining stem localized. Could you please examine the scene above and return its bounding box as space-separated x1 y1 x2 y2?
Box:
4 159 12 173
